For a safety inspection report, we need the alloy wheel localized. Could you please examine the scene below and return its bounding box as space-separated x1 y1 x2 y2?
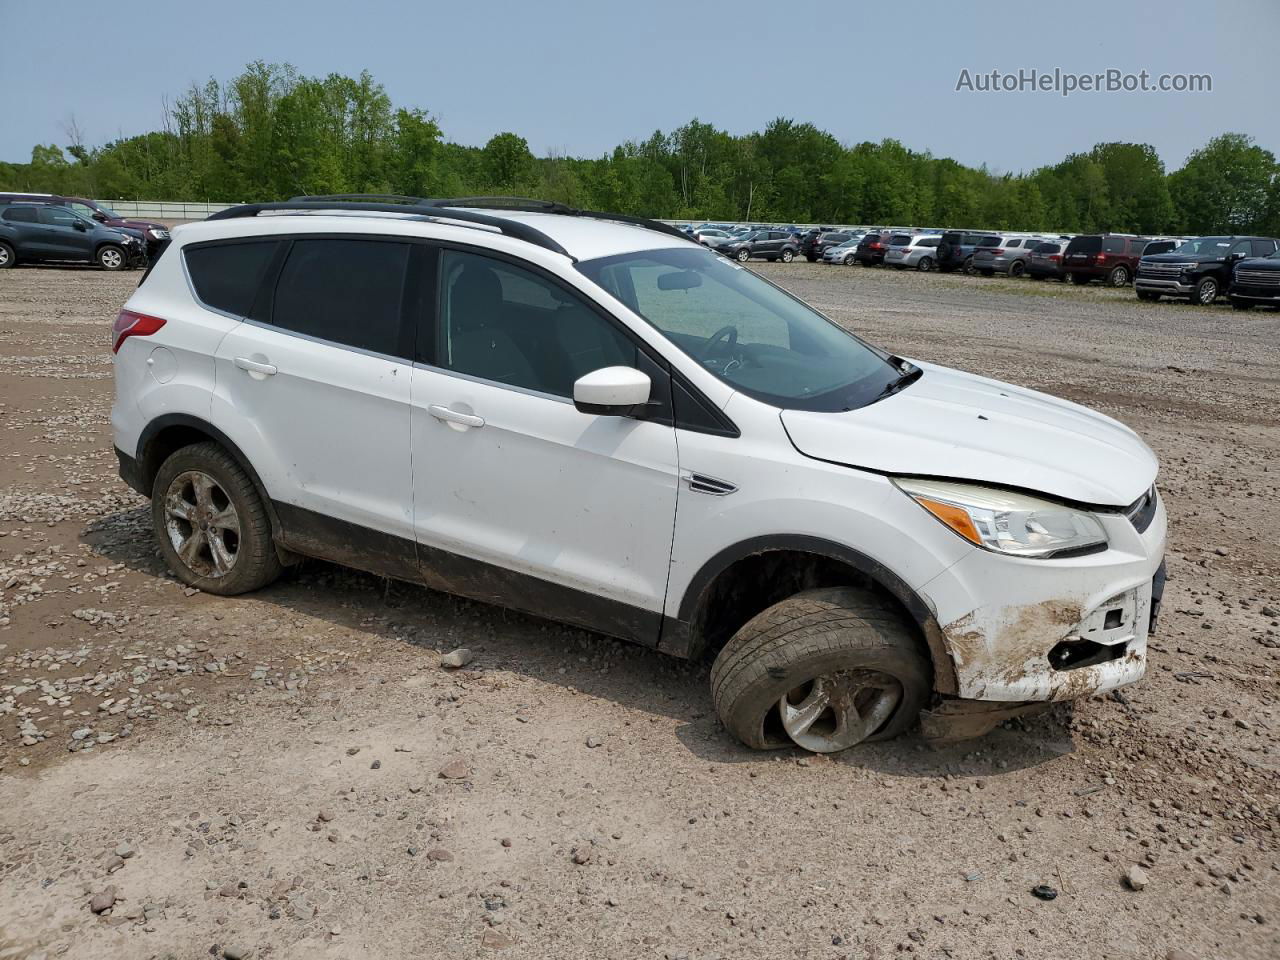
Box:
777 669 903 752
163 470 241 579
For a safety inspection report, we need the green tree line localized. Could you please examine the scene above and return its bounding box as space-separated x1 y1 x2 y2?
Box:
4 62 1279 235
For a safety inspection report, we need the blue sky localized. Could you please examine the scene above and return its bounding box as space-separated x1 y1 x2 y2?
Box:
2 0 1276 173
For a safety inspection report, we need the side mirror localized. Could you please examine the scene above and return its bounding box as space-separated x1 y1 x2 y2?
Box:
573 366 651 417
92 213 108 222
73 221 87 231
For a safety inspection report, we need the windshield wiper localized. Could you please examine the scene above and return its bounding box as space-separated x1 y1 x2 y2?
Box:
872 360 923 402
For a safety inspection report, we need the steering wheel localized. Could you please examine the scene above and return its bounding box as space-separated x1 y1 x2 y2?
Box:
701 325 739 360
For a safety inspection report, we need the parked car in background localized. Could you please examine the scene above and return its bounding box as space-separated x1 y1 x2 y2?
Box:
1135 236 1279 305
1026 241 1066 281
883 234 941 271
972 236 1050 277
1228 249 1280 310
822 236 866 265
1062 234 1150 286
800 228 835 261
0 202 146 270
714 229 799 263
812 230 856 262
694 228 732 247
853 230 894 266
0 192 169 258
936 230 988 273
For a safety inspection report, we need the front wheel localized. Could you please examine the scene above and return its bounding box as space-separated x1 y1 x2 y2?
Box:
711 587 930 753
780 249 794 263
916 256 933 272
151 441 283 596
1192 276 1218 305
735 248 750 263
97 245 126 271
842 254 855 265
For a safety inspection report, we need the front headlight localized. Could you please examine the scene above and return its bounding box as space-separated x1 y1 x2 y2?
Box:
894 478 1108 559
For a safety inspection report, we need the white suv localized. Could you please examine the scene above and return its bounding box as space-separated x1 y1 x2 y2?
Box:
111 197 1167 753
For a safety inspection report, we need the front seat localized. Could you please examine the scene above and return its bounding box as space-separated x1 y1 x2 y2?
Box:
446 263 540 390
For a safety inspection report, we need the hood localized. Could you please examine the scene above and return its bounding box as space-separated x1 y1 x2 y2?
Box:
779 362 1158 506
109 218 165 232
1142 252 1220 264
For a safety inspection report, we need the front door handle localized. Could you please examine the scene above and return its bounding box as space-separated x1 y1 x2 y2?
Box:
428 404 485 428
234 357 277 376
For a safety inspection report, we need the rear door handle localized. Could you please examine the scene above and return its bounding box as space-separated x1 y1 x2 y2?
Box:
428 404 485 428
234 357 277 376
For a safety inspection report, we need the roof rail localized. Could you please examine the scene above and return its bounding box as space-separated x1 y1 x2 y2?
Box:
206 195 696 256
426 196 693 245
206 199 572 258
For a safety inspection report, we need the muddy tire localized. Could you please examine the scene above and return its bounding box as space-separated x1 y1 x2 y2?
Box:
710 587 930 753
151 441 283 596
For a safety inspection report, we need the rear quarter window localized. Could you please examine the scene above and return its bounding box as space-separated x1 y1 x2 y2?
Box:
1066 236 1102 255
184 240 281 318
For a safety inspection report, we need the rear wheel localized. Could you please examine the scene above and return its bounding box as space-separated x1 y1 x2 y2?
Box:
0 242 13 269
1107 265 1130 286
962 255 975 275
97 245 126 271
916 256 933 272
710 587 930 753
1192 276 1218 305
151 442 283 596
1008 260 1026 278
780 248 794 263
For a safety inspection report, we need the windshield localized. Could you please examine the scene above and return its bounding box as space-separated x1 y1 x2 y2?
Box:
1174 237 1232 255
576 246 902 412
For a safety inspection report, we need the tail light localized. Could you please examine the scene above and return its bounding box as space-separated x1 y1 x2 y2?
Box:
1095 253 1107 264
112 309 166 354
1050 254 1061 262
991 249 1004 255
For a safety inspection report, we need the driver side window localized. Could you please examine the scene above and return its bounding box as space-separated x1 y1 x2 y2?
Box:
438 250 639 399
39 207 81 228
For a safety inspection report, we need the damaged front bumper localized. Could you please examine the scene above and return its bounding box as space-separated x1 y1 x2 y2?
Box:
918 493 1167 705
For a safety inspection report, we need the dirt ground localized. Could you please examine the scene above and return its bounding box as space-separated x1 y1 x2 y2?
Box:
0 259 1276 960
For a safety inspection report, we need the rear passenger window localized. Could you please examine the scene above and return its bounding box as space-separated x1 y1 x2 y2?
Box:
439 250 638 398
1 207 37 223
271 239 410 356
1103 237 1125 253
185 241 280 318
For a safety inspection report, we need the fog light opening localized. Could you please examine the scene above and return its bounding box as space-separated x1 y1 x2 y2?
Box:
1048 637 1128 671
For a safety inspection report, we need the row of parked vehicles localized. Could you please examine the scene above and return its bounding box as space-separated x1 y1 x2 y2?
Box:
0 192 171 270
680 222 1280 309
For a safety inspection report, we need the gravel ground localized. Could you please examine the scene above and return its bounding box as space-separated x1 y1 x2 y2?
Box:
0 259 1276 960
